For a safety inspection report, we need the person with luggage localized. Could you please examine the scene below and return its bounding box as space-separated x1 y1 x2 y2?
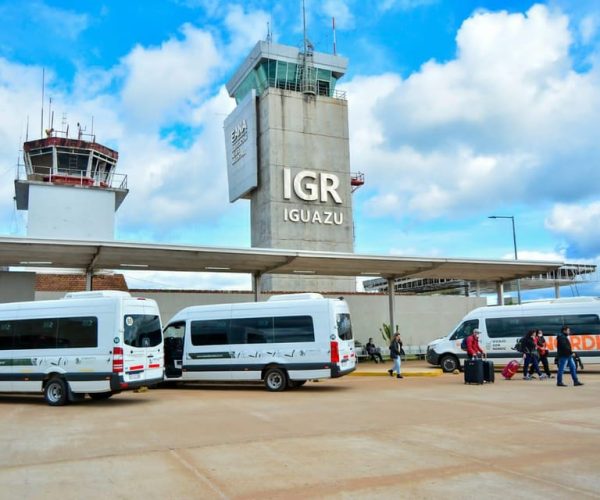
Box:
466 329 486 359
556 326 584 387
365 337 384 363
522 329 546 380
528 329 552 378
387 332 404 379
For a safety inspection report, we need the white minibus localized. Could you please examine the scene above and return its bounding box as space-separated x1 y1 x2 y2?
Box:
163 293 356 391
426 297 600 372
0 291 163 405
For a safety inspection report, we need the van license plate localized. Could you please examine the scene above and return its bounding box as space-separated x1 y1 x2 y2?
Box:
128 373 141 380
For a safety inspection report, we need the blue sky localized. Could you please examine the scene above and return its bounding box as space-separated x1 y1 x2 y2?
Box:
0 0 599 296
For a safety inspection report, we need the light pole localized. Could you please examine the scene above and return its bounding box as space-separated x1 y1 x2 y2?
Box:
489 215 521 304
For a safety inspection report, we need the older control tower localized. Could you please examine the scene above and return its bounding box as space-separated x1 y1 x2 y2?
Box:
224 39 359 292
14 125 128 240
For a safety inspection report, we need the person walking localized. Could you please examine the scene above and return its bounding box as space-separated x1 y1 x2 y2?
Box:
523 329 546 380
529 329 552 378
387 332 404 379
556 326 584 387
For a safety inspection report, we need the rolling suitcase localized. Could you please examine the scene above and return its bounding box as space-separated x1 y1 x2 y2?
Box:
483 360 495 383
464 359 484 384
502 360 520 380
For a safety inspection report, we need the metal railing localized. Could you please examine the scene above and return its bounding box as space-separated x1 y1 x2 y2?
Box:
18 164 127 190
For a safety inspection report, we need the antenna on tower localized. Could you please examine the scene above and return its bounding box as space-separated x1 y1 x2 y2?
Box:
332 17 337 55
266 21 272 43
40 68 45 138
302 0 307 54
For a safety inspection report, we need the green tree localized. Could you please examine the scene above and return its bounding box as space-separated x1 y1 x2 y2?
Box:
379 323 397 344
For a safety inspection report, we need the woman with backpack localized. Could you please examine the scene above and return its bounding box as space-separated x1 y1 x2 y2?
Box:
529 329 552 378
522 329 546 380
387 332 404 379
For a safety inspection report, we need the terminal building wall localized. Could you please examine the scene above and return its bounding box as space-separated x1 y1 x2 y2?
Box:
37 290 484 351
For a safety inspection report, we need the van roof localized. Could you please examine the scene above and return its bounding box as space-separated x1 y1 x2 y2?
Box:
64 291 132 300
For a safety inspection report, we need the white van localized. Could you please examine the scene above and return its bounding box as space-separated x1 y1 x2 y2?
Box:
0 291 163 405
427 297 600 372
163 293 356 391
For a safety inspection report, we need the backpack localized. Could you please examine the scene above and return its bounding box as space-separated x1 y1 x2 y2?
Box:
460 336 469 351
513 337 526 353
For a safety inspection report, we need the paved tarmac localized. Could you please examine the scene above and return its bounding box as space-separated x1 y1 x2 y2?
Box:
1 366 599 499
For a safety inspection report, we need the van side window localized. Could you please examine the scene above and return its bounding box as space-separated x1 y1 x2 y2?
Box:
486 314 600 338
191 319 229 346
274 316 314 343
450 320 479 340
0 320 14 350
164 322 185 339
230 317 273 344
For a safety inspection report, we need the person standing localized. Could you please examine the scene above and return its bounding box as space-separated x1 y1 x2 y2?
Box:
556 326 584 387
529 329 552 378
466 329 485 359
387 332 404 379
523 329 546 380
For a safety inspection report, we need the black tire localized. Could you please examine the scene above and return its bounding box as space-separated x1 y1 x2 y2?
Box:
440 355 459 373
89 392 113 401
264 367 287 392
44 377 69 406
288 379 307 389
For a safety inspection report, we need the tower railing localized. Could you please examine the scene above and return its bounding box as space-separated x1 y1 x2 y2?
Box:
16 164 127 190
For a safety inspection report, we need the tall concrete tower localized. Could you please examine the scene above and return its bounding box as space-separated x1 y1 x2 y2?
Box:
224 40 360 292
14 126 128 240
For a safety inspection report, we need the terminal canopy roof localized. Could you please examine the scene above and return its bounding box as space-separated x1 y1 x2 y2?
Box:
0 237 563 283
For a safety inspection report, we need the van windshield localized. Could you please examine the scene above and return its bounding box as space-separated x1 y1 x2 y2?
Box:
336 313 353 341
124 315 162 348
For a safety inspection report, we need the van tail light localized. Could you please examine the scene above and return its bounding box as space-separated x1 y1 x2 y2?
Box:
113 347 124 373
330 341 340 363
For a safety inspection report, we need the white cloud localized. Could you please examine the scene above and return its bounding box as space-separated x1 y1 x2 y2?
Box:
32 2 89 40
346 4 600 224
120 24 221 128
579 14 599 44
545 201 600 255
223 5 271 57
321 0 355 30
378 0 438 12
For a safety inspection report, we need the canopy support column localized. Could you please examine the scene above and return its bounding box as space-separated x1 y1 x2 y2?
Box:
496 281 504 306
387 278 395 335
253 272 262 302
554 281 561 298
85 271 93 291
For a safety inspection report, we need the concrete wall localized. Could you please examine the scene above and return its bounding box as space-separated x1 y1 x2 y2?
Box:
49 290 482 351
28 184 115 240
251 88 355 292
0 271 36 303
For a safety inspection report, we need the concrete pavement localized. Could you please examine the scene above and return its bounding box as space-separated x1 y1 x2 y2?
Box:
0 370 599 499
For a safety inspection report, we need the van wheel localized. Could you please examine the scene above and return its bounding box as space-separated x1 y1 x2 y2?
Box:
288 380 307 389
44 377 68 406
264 367 287 392
89 392 113 401
440 355 459 373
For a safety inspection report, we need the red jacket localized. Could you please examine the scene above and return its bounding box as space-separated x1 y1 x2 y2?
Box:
466 334 483 357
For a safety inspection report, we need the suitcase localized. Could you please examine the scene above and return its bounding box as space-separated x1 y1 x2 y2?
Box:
502 360 520 380
483 360 495 383
464 359 484 384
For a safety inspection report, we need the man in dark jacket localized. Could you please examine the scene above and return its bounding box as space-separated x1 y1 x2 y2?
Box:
556 326 583 387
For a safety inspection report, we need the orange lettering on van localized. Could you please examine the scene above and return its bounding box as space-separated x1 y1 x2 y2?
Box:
581 335 595 351
545 336 557 351
570 336 582 350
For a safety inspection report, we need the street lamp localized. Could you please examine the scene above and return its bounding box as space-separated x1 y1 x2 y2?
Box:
489 215 521 304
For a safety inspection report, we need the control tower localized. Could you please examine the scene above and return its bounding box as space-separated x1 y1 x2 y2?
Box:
14 126 128 240
224 40 360 292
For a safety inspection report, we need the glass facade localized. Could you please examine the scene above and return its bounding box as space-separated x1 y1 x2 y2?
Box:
234 58 339 103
